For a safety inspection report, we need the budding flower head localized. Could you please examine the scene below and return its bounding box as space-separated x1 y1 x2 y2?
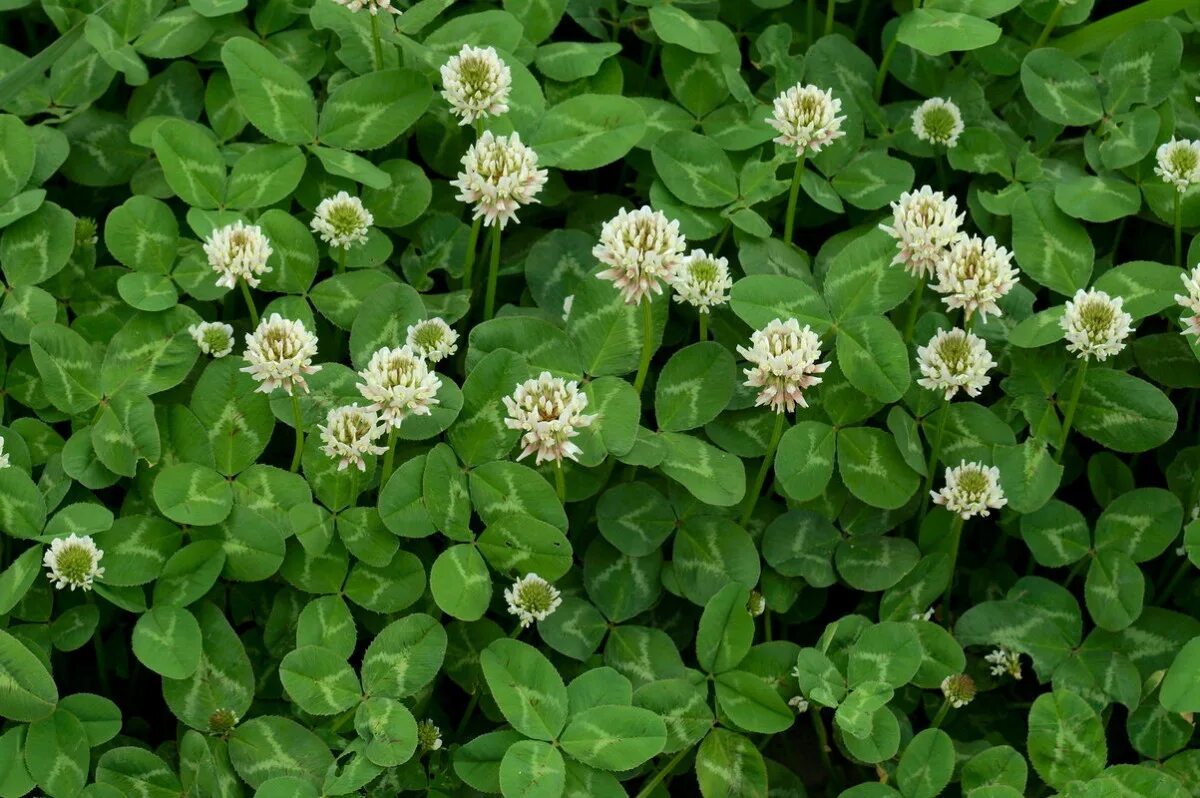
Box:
1175 265 1200 337
406 317 459 364
737 318 830 414
504 573 562 628
788 696 810 713
241 314 322 396
1155 138 1200 192
940 674 976 708
0 436 9 470
318 403 389 472
204 220 273 290
311 191 373 250
208 708 239 736
417 719 443 752
331 0 399 15
1061 288 1133 361
934 235 1019 321
44 533 104 591
985 647 1023 680
747 591 766 617
879 185 965 280
441 45 511 126
451 131 548 229
766 83 846 156
671 249 733 313
916 328 996 401
189 321 235 359
912 97 964 148
594 206 687 306
356 345 442 429
931 460 1007 520
75 217 98 248
502 371 596 465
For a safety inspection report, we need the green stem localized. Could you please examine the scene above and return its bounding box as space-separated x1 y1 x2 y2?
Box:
1174 190 1183 267
347 468 359 508
902 278 925 344
239 279 259 326
289 394 304 473
1032 2 1065 49
919 401 950 522
380 425 399 487
824 0 835 35
1160 558 1194 603
336 246 348 275
483 224 501 321
874 35 898 101
554 460 566 503
369 12 384 70
463 216 482 291
810 709 837 789
456 691 480 736
713 221 731 257
941 514 965 612
740 412 787 527
930 698 951 729
87 594 112 697
1055 360 1089 464
806 0 816 41
634 745 692 798
633 297 655 394
698 312 708 342
783 155 806 246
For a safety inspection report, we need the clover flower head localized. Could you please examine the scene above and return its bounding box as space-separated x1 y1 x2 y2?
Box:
934 234 1019 321
441 45 511 125
189 321 235 359
405 317 459 364
747 591 766 617
208 709 239 736
985 647 1023 680
1061 288 1133 361
1155 138 1200 192
1177 265 1200 337
356 345 442 429
44 533 104 591
916 327 996 401
766 83 846 156
737 318 830 414
318 403 389 472
331 0 400 15
941 674 976 708
931 460 1007 520
311 191 373 249
502 371 596 465
788 696 810 714
241 314 322 395
594 206 687 306
504 573 562 628
75 217 99 248
0 436 9 471
912 97 964 148
451 131 548 230
417 720 443 752
912 608 935 622
203 220 273 290
879 185 965 279
671 249 733 313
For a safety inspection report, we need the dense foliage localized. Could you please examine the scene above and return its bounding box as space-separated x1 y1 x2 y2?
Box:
1 1 1200 797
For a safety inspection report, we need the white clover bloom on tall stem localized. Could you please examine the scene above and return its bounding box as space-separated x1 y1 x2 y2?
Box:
504 573 562 628
189 322 235 359
933 234 1019 322
318 404 389 472
356 345 442 429
931 460 1007 520
1175 265 1200 337
331 0 399 14
671 249 732 314
594 206 687 306
406 318 459 364
737 318 830 415
766 84 846 157
44 534 104 591
441 45 511 126
311 191 373 250
203 220 273 290
1061 288 1133 361
912 97 964 148
916 328 996 401
451 131 548 230
879 186 965 280
241 314 322 395
1155 138 1200 192
502 372 596 466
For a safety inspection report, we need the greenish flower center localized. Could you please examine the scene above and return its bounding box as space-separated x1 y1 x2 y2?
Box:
936 335 971 372
517 581 556 614
203 328 230 351
328 203 365 236
412 323 444 351
688 258 718 286
1171 147 1199 174
459 56 492 90
1079 300 1114 339
957 469 989 496
56 544 94 583
921 106 956 142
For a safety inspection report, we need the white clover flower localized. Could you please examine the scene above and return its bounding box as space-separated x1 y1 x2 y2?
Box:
311 191 373 249
451 131 548 230
916 328 996 401
737 318 830 414
911 608 935 622
1175 265 1200 337
934 235 1019 321
44 534 104 591
318 404 389 472
931 460 1007 520
747 591 766 617
594 206 687 306
878 185 965 280
562 295 574 323
241 314 322 396
502 371 596 465
0 437 9 470
331 0 399 15
203 220 273 290
671 249 733 313
940 674 976 708
1155 138 1200 192
504 573 562 628
417 720 443 752
912 97 964 148
405 318 459 364
189 321 235 359
440 45 511 126
788 696 809 714
766 83 846 156
1061 288 1133 361
985 647 1023 680
356 346 442 429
